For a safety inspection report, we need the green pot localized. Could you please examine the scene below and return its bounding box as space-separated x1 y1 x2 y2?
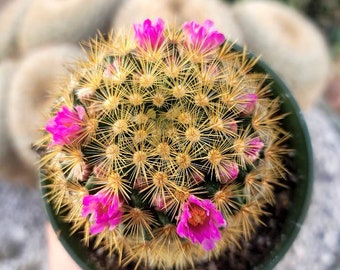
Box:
41 44 313 270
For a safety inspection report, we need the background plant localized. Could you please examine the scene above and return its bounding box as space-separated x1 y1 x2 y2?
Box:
38 18 290 270
227 0 340 55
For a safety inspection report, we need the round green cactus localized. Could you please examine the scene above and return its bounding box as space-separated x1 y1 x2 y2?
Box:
37 18 291 269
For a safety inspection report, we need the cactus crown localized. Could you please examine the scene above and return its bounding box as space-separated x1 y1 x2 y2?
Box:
38 18 290 270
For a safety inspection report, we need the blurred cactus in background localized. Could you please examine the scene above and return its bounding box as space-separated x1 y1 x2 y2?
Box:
227 0 340 54
283 0 340 51
37 19 291 269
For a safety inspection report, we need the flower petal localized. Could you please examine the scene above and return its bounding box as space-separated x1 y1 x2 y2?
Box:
176 195 227 250
133 18 165 50
82 192 123 235
46 106 85 146
182 20 225 53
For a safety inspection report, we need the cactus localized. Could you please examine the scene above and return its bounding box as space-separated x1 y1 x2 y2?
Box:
37 18 291 270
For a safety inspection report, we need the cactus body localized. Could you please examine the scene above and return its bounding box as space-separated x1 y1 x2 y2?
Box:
38 19 290 270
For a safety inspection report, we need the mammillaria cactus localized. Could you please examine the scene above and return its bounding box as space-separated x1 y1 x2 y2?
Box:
37 18 294 269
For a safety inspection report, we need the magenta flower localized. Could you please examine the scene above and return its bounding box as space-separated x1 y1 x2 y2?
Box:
133 175 148 190
46 106 86 146
176 195 226 250
244 137 264 162
219 161 239 183
82 192 123 235
182 20 225 53
133 18 165 50
152 193 167 211
190 171 205 184
239 93 258 114
224 119 238 133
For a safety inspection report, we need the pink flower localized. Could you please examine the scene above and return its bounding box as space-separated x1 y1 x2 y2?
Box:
152 193 167 211
244 137 264 162
46 106 86 146
102 58 124 83
103 62 119 79
182 20 225 53
239 93 258 114
224 119 238 133
82 192 123 235
133 175 148 190
133 18 165 50
176 195 226 250
190 171 205 184
219 161 239 183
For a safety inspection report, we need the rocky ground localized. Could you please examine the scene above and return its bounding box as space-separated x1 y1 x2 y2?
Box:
0 100 340 270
